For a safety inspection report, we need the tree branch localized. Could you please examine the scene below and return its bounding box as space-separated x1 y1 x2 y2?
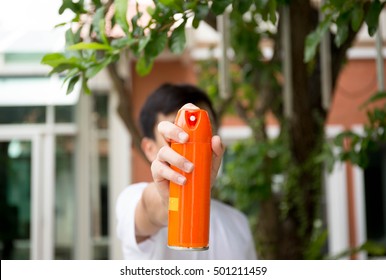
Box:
330 2 371 93
106 60 149 163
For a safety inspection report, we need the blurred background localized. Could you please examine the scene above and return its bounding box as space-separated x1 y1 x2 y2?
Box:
0 0 385 260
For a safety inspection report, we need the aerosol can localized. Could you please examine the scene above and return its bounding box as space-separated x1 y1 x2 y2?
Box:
168 108 212 250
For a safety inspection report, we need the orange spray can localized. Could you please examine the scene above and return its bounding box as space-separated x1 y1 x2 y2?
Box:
168 108 212 250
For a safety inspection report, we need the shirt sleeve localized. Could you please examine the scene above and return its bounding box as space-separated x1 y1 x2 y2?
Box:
115 182 156 259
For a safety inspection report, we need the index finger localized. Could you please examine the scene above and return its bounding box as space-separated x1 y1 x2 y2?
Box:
158 121 189 143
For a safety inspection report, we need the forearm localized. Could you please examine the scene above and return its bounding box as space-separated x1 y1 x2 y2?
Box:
134 183 168 241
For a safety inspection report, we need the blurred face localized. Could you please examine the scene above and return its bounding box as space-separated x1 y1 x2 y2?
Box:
141 112 177 162
153 112 177 148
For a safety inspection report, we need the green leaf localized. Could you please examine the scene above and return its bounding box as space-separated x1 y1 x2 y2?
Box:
66 75 80 95
59 0 72 15
360 91 386 109
111 36 137 49
351 5 364 32
361 241 386 256
211 0 232 15
268 0 277 24
365 0 383 36
192 17 200 29
63 68 80 84
334 11 351 47
85 54 118 79
146 6 155 16
330 0 345 9
82 77 91 94
131 11 144 37
334 24 348 47
114 0 129 33
92 0 102 7
135 56 154 76
85 62 105 79
64 28 82 58
138 35 151 52
304 14 332 63
158 0 183 9
65 28 81 47
158 0 174 5
41 53 67 67
305 230 328 260
195 2 209 20
67 42 113 51
254 0 270 10
54 22 68 28
145 31 168 57
304 32 320 63
99 19 108 44
92 7 108 44
59 0 86 15
193 3 209 28
41 53 83 70
169 23 186 54
234 0 252 15
49 63 78 75
92 7 104 33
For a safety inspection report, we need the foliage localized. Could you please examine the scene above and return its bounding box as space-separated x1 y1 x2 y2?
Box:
324 92 386 170
218 137 289 214
328 240 386 259
305 0 385 63
195 59 220 101
304 227 328 260
41 0 287 94
40 0 224 93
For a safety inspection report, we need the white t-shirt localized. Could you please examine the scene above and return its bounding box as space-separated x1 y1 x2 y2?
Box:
116 182 257 260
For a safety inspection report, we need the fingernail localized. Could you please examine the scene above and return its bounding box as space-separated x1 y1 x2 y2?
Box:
177 176 186 185
185 103 196 109
178 132 189 142
184 162 194 172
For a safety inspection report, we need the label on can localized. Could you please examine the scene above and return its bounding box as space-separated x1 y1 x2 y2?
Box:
169 197 179 212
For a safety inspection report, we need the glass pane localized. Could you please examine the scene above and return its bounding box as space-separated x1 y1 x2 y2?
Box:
0 140 32 259
364 144 386 257
93 139 109 260
0 107 46 124
4 53 45 64
55 106 75 123
55 136 75 259
94 94 108 129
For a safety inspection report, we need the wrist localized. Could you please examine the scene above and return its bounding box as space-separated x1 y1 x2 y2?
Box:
139 184 168 233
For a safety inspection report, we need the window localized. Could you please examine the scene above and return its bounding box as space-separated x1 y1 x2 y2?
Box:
364 143 386 257
92 92 109 259
0 106 46 124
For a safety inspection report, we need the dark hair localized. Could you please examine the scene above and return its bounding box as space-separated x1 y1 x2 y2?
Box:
139 83 217 139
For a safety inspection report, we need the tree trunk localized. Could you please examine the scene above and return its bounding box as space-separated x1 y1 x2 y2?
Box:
256 1 325 259
279 0 323 259
256 195 280 259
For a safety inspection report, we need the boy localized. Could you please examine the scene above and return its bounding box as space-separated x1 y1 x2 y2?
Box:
116 83 256 259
